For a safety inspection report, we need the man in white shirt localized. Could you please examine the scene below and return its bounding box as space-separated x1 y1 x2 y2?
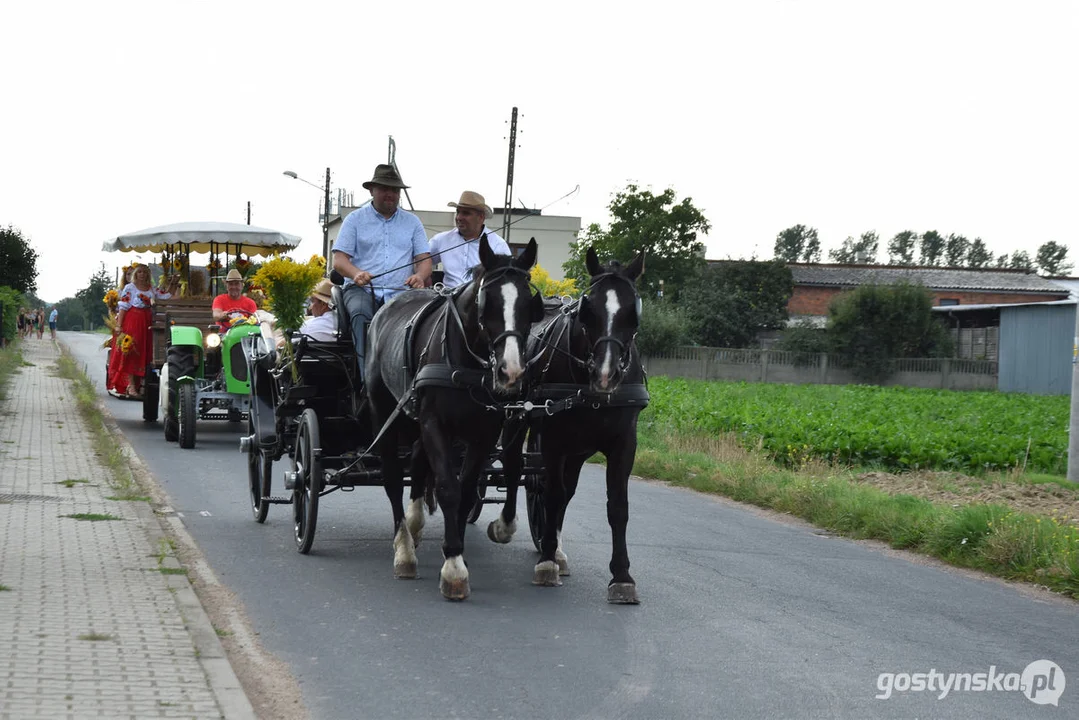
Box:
429 191 512 287
298 278 338 341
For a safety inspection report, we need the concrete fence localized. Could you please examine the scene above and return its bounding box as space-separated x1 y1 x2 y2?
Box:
642 347 999 391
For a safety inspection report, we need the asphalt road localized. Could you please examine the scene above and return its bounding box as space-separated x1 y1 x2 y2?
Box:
64 331 1079 719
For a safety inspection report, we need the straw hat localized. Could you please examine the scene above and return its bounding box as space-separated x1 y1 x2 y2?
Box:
226 269 243 282
448 190 493 218
310 278 334 305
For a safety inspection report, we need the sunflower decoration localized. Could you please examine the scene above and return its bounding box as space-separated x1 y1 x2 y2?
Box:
309 254 327 270
172 258 184 272
235 254 251 272
103 288 120 312
118 333 135 354
207 257 222 273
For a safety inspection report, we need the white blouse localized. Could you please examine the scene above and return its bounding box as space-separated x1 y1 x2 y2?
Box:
117 282 172 311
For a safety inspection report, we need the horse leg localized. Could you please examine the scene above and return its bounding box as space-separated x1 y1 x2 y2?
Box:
379 424 416 579
550 452 588 576
456 442 488 541
420 411 469 601
488 421 526 544
605 434 639 604
533 447 566 587
406 439 428 548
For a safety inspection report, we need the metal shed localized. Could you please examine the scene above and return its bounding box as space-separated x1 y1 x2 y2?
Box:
934 300 1075 395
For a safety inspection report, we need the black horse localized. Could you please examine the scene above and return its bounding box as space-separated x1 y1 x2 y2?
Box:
365 236 542 600
490 247 648 604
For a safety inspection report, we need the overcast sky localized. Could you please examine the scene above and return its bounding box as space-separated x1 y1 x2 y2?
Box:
3 0 1076 303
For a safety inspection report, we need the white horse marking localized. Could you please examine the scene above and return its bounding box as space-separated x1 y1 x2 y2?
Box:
498 283 523 384
405 497 426 547
597 289 621 389
393 525 417 578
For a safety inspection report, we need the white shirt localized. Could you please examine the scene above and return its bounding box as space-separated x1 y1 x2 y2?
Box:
298 312 337 341
428 227 511 287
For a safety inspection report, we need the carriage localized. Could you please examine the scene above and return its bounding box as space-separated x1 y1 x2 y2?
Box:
242 237 650 603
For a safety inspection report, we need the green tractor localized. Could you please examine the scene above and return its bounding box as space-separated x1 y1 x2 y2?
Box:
159 316 266 448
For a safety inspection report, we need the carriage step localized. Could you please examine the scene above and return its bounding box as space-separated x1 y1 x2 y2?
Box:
265 495 293 504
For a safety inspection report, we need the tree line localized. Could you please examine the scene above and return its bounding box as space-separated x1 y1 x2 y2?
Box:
774 224 1072 276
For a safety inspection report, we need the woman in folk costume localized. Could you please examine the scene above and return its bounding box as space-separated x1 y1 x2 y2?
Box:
106 263 179 398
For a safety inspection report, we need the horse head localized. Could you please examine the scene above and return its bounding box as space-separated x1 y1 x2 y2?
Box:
578 246 645 394
461 235 544 395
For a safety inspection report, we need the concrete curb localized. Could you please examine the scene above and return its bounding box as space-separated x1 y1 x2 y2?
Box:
72 343 258 720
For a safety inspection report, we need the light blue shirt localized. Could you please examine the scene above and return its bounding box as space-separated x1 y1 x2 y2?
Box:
49 309 58 322
429 227 511 288
332 204 429 301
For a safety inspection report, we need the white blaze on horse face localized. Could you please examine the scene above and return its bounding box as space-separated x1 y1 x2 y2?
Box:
497 283 524 384
596 288 620 390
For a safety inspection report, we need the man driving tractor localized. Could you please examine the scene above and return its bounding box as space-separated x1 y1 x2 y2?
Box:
212 268 258 331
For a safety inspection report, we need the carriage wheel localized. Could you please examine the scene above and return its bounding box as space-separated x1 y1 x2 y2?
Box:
248 416 272 523
292 409 322 554
525 434 546 551
466 484 487 524
178 383 197 449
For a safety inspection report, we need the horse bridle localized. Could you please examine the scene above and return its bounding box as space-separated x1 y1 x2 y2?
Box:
445 264 535 371
580 272 641 376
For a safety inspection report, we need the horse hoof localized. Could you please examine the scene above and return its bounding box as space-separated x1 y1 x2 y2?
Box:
607 582 639 605
555 550 570 576
532 561 562 587
486 517 516 544
394 561 417 579
440 577 470 601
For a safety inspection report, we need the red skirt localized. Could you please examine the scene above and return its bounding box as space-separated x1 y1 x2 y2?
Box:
106 306 153 395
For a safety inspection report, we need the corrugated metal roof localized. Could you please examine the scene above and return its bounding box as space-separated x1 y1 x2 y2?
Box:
788 263 1067 293
931 299 1076 313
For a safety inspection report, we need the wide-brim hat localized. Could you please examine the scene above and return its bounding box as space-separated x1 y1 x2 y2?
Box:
225 269 243 282
448 190 493 218
310 278 334 305
362 163 410 190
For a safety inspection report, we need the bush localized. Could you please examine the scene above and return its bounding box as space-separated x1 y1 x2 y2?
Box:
0 286 26 343
776 320 829 354
637 297 692 356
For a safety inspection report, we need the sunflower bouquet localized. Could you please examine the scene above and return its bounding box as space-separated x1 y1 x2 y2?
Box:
118 332 135 354
250 255 324 335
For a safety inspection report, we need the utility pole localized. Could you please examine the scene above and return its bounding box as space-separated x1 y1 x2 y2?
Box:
1068 300 1079 480
323 167 331 261
501 107 518 243
246 201 251 225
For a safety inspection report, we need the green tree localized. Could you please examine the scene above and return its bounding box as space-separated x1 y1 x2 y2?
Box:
1035 241 1072 276
829 231 879 264
53 296 88 331
994 252 1010 268
0 225 40 295
679 261 792 347
887 230 918 265
74 263 113 329
774 224 821 263
0 286 26 342
919 230 945 266
564 184 709 299
1009 250 1034 272
828 283 953 381
944 234 970 266
966 238 993 268
636 297 693 356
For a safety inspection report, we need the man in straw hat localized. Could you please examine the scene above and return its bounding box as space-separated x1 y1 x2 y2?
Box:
298 278 338 341
212 268 258 331
429 190 512 288
331 163 431 372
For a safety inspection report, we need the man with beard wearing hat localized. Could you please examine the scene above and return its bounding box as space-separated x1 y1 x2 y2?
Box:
429 190 511 287
298 278 338 341
212 269 258 331
331 163 431 375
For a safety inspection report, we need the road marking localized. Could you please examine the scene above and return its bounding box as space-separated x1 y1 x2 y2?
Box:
199 510 212 517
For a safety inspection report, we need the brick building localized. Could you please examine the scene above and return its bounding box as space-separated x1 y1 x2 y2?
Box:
787 263 1068 322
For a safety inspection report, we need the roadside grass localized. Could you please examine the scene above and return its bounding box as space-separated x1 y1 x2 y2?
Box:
636 423 1079 599
57 479 90 488
77 632 113 642
0 344 23 402
63 513 123 522
55 351 145 500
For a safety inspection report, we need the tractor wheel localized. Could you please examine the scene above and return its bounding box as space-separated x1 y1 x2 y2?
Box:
178 383 197 449
164 346 195 442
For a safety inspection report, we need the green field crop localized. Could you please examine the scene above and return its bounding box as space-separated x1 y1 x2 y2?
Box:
643 378 1069 475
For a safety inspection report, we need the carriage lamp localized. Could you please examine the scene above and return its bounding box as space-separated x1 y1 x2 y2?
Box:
205 332 222 350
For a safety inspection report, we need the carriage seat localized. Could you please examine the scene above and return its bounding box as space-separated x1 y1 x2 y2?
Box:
331 284 352 346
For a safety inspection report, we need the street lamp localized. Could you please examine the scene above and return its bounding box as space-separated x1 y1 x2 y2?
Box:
283 168 332 261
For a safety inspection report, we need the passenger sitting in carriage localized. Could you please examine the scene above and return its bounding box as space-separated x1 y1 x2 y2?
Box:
429 191 511 288
331 163 431 377
297 278 337 341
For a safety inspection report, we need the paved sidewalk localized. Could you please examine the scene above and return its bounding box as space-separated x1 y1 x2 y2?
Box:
0 339 255 719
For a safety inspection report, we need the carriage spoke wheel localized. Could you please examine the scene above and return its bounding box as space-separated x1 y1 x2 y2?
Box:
525 434 546 551
466 484 487 524
248 417 272 523
292 409 321 554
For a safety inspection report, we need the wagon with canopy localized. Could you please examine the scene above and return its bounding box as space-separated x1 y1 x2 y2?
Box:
102 221 301 447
